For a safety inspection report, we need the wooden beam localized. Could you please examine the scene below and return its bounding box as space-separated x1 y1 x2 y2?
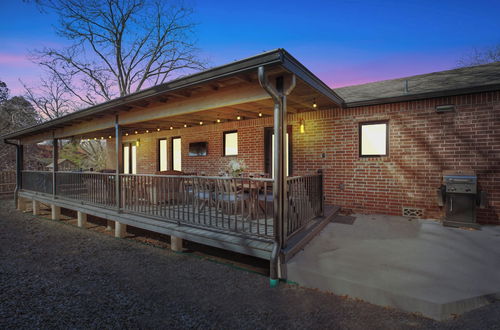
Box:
118 83 270 126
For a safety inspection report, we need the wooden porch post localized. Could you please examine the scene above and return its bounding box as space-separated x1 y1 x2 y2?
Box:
52 137 58 198
273 76 286 249
115 116 122 211
15 143 23 208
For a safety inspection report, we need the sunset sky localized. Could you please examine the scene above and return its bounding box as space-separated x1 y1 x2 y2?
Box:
1 0 499 96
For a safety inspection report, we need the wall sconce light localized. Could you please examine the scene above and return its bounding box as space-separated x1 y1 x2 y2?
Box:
312 99 317 109
136 139 140 147
300 119 305 134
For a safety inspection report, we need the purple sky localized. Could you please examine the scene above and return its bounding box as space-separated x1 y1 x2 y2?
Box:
1 0 499 96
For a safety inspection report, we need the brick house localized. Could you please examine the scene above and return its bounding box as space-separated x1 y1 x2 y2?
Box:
3 49 500 284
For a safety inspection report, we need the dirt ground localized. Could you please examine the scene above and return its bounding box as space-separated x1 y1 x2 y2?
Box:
1 198 499 329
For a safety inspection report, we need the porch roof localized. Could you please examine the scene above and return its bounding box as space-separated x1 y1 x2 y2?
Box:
3 49 344 143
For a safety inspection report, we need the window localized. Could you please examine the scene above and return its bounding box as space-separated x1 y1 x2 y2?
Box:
359 121 388 157
123 142 137 174
223 131 238 156
171 137 182 171
158 138 168 171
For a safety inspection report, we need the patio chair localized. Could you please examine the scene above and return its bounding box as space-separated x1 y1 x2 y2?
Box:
216 178 250 215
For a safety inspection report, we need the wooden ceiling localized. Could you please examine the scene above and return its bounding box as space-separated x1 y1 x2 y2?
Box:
71 66 336 140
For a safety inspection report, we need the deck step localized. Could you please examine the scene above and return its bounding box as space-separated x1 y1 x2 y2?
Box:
283 205 340 262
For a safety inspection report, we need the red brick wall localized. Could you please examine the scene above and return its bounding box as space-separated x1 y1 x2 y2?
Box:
115 90 500 224
120 117 273 175
292 91 500 224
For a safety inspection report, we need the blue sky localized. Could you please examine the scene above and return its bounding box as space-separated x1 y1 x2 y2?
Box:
1 0 499 95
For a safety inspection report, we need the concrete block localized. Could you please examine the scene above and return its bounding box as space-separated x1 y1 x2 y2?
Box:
17 197 27 211
115 221 126 238
51 205 61 221
171 236 183 252
77 211 87 228
32 200 41 215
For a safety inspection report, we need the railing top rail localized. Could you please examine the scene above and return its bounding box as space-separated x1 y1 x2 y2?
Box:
119 173 275 182
287 173 322 181
21 170 52 173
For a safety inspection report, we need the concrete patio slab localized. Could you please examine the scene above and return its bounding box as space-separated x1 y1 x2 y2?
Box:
287 214 500 320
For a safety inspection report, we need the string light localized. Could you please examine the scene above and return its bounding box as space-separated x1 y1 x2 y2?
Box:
125 132 129 136
94 137 97 140
258 112 263 117
312 98 317 108
199 121 203 125
146 129 149 133
108 135 112 139
184 124 188 128
236 115 241 120
216 119 221 123
134 130 138 134
156 128 161 132
170 126 173 130
100 136 104 140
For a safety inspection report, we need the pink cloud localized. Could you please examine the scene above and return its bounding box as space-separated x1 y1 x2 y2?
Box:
0 53 32 67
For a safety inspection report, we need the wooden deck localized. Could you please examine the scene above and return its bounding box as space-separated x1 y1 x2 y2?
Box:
19 190 338 261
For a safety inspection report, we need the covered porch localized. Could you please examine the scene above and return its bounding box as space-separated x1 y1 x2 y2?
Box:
4 50 344 284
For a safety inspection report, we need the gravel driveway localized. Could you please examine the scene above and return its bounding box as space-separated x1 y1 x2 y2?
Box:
1 199 499 329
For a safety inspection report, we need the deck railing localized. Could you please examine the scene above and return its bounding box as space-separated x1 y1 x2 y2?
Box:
0 171 16 196
21 170 53 194
19 170 324 242
120 174 275 238
285 171 324 243
56 172 116 208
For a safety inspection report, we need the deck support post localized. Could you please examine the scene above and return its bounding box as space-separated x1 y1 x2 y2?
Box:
17 196 27 211
52 137 58 198
32 200 40 215
171 236 183 252
115 221 126 238
51 205 60 220
77 211 87 228
258 66 296 286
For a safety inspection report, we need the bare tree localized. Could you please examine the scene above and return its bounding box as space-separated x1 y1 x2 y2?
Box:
31 0 205 106
457 45 500 67
22 73 77 120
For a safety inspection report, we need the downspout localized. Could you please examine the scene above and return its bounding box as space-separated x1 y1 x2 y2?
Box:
258 66 296 287
4 139 22 207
